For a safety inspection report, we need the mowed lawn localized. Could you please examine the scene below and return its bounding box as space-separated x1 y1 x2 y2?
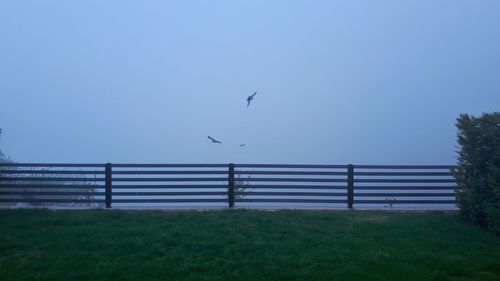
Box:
1 209 499 281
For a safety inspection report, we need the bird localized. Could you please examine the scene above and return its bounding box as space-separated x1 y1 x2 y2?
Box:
239 144 246 147
247 91 257 107
207 136 222 143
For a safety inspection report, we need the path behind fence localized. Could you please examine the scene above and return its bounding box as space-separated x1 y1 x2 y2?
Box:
0 163 458 210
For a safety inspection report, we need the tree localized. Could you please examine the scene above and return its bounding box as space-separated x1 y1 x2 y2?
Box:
453 112 500 233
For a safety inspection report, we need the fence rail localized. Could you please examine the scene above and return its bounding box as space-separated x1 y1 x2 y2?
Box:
0 162 459 209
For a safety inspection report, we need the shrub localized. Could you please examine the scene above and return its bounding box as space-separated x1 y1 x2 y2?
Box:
0 149 11 163
453 112 500 233
234 170 253 200
0 148 100 208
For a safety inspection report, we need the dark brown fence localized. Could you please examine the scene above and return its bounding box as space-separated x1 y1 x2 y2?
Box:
0 163 458 209
352 165 457 207
234 164 349 206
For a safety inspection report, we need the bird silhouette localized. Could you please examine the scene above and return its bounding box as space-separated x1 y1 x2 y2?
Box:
239 144 246 147
247 92 257 107
207 136 222 143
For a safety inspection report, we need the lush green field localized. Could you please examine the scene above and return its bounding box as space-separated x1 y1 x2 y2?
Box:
0 209 499 281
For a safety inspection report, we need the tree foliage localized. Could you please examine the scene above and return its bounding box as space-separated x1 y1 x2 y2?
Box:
453 112 500 233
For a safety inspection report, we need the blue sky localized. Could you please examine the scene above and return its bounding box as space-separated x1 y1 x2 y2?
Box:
0 1 499 164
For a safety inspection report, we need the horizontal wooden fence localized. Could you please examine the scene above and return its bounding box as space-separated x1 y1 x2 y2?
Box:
0 163 458 209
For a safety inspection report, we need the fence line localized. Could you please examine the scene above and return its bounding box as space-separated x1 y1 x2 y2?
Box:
0 162 458 209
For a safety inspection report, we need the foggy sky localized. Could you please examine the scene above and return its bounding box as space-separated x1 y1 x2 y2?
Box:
1 1 499 164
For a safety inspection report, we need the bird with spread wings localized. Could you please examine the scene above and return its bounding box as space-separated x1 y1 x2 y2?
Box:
207 136 222 143
247 92 257 107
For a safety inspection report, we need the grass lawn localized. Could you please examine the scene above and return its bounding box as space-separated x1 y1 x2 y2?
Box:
0 209 499 281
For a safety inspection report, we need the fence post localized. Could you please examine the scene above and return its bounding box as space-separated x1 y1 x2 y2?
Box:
228 163 235 208
105 163 112 208
347 164 354 209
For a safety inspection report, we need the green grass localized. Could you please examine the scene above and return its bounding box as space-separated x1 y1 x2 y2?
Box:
1 209 499 281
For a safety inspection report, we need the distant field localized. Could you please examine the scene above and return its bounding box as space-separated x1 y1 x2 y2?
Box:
0 209 499 281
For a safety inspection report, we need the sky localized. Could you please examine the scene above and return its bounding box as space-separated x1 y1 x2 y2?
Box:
0 0 499 165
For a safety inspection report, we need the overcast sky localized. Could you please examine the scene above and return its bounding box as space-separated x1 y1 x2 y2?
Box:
1 1 499 164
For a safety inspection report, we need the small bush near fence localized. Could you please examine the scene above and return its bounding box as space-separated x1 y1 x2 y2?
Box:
454 112 500 233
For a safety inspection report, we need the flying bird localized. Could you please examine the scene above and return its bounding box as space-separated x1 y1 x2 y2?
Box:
239 144 246 147
207 136 222 143
247 92 257 107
